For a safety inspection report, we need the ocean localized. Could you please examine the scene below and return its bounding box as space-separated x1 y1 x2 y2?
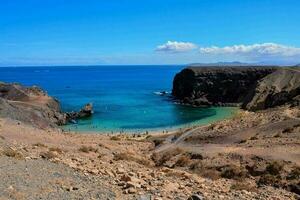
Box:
0 65 236 133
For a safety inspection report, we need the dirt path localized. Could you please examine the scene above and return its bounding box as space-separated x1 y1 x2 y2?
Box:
0 157 115 200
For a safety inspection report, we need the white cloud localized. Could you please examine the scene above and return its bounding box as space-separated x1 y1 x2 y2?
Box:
199 43 300 58
156 41 197 53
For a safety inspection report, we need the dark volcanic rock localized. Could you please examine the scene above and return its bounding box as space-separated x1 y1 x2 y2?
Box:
172 66 276 106
66 103 93 122
242 68 300 111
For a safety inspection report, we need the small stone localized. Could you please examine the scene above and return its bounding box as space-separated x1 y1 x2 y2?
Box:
120 174 132 182
129 172 136 176
128 188 137 194
117 167 125 174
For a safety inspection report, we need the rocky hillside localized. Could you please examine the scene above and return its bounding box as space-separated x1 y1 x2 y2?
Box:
0 82 94 129
243 68 300 111
172 66 276 106
0 82 66 128
172 66 300 110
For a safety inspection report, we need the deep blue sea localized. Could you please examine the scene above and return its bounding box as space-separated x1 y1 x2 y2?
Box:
0 65 236 133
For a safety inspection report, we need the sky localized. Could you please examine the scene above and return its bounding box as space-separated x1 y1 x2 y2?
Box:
1 0 300 66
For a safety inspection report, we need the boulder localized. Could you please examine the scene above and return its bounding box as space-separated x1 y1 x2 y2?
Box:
66 103 93 122
187 194 204 200
78 103 93 118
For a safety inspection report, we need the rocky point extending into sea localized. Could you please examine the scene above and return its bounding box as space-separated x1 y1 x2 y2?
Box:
172 66 300 110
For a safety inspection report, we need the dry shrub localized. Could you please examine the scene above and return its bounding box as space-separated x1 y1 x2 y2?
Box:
229 153 244 161
189 160 203 171
189 152 203 160
246 164 265 176
249 136 258 140
49 147 63 154
189 161 220 180
151 148 184 167
273 133 282 138
2 148 23 159
231 181 257 192
114 152 151 166
294 123 300 127
174 155 191 167
220 165 247 180
287 167 300 180
110 136 120 141
40 151 57 160
0 135 5 140
257 174 282 187
201 169 221 180
152 139 164 147
282 127 294 133
78 145 98 153
266 161 284 175
239 139 247 144
145 135 152 139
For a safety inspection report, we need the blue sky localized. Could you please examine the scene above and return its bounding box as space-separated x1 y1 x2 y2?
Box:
1 0 300 66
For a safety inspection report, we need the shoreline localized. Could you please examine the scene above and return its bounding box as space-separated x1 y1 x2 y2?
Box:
62 107 239 134
1 105 299 199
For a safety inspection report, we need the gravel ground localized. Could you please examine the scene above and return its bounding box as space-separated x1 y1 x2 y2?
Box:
0 157 116 200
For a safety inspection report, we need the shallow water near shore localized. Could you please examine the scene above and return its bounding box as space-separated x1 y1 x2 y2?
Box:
0 65 237 133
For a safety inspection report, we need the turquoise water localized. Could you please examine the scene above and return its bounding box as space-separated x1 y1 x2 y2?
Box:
0 65 236 133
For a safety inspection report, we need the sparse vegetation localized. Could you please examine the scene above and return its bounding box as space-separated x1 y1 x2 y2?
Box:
220 165 247 180
257 174 282 187
114 152 151 166
273 133 282 138
239 139 247 144
49 147 63 154
249 136 258 140
265 161 284 175
189 152 203 160
2 148 23 159
282 127 294 133
231 181 257 192
174 155 191 167
201 169 221 180
151 148 184 166
110 135 121 141
78 145 98 153
40 151 57 160
189 160 221 180
287 167 300 180
152 138 164 147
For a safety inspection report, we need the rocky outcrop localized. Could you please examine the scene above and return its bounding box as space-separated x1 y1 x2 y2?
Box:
0 82 67 128
66 103 93 123
172 66 300 111
0 82 93 128
172 66 276 107
242 68 300 111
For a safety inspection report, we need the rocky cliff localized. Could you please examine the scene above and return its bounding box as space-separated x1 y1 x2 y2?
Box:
0 82 66 128
242 68 300 111
0 82 93 128
172 66 276 107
